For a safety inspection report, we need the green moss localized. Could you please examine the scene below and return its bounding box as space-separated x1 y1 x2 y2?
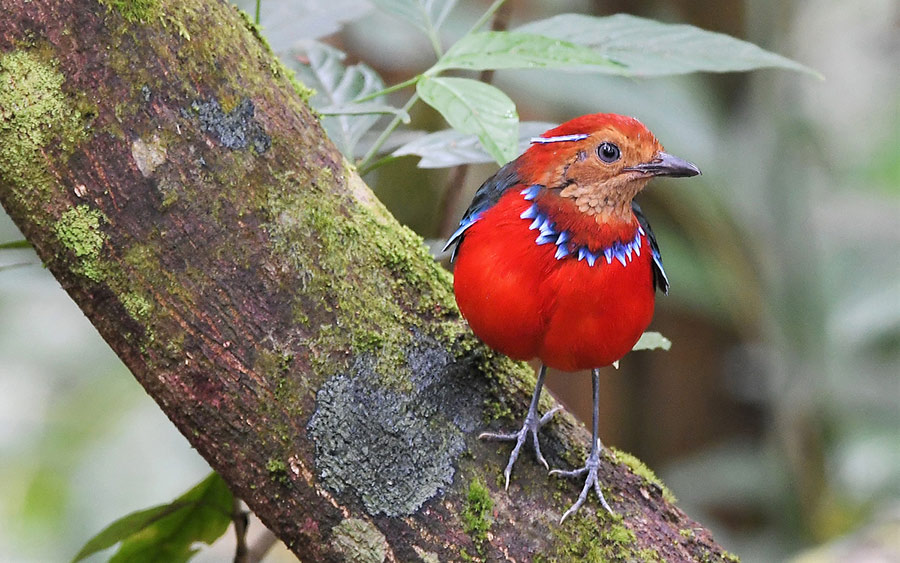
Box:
236 8 271 54
265 458 288 483
549 512 653 562
551 515 607 562
122 291 153 321
610 447 677 504
285 66 316 105
98 0 161 24
603 521 637 546
263 166 457 392
0 49 86 214
462 478 493 553
53 205 109 282
636 547 663 562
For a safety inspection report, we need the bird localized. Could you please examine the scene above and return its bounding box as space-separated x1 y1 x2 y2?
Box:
443 113 700 522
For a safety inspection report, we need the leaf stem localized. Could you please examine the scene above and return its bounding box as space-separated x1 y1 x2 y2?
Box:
467 0 507 35
354 76 419 103
0 239 31 250
426 27 444 59
358 154 401 177
357 92 420 171
254 0 261 25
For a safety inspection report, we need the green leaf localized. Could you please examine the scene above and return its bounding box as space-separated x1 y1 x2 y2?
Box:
287 41 396 157
518 13 819 77
416 77 518 165
72 472 233 563
432 31 621 73
632 331 672 352
0 239 31 249
394 121 556 168
370 0 456 34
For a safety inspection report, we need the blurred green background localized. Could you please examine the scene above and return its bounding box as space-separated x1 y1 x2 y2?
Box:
1 0 898 561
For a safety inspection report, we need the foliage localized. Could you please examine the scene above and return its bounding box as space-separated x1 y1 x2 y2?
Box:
285 41 402 157
267 0 812 171
518 14 819 77
72 472 233 562
392 121 555 168
416 76 518 163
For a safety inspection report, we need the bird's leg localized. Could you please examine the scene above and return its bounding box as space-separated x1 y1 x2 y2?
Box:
479 364 562 490
550 368 615 522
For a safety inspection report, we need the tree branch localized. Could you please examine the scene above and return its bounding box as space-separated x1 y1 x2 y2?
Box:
0 1 735 561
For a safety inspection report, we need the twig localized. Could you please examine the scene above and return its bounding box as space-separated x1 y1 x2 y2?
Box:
248 528 280 563
232 497 249 563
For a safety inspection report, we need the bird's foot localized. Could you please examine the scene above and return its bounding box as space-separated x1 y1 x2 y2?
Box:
479 405 563 490
550 444 615 523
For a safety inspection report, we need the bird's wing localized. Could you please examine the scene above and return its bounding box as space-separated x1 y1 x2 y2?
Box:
443 160 523 261
632 200 669 295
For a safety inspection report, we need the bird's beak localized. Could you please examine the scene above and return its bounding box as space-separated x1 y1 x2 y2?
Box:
625 151 701 178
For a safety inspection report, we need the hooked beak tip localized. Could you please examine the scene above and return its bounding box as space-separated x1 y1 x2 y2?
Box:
627 151 701 178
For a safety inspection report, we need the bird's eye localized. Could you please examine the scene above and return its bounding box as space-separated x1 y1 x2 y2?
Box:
597 142 621 163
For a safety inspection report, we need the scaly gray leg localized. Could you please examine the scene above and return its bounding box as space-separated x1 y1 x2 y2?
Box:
550 368 615 522
479 364 562 490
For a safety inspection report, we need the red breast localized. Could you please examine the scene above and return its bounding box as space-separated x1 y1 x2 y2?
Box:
452 189 656 372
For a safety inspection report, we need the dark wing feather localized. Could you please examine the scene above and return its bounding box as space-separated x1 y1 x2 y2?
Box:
443 160 523 261
632 200 669 295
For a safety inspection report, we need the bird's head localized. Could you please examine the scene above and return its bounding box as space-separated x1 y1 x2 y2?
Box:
520 114 700 223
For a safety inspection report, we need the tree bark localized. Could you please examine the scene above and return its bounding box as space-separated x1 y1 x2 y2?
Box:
0 1 736 561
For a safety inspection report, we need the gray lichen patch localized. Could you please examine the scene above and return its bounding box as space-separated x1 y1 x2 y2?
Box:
190 97 271 153
131 134 167 177
413 546 440 563
308 337 484 517
330 518 388 563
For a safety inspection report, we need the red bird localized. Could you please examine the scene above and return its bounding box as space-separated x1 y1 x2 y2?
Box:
445 113 700 521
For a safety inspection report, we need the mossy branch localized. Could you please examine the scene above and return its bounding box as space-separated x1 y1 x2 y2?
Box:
0 1 735 561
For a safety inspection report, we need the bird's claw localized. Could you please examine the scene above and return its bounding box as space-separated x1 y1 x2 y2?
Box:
479 405 562 489
550 451 615 522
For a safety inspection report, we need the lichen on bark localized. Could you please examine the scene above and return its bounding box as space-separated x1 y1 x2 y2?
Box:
0 48 87 216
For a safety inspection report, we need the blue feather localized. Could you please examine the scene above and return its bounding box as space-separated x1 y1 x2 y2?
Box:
538 218 555 236
442 213 481 253
614 243 628 266
445 161 525 262
520 205 539 220
633 200 669 294
555 245 569 259
520 185 541 200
